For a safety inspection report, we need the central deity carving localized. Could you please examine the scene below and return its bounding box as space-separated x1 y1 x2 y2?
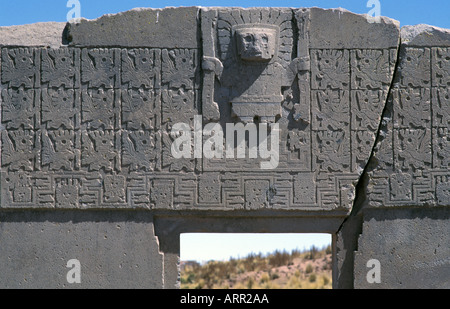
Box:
202 10 311 124
235 26 277 62
229 25 284 123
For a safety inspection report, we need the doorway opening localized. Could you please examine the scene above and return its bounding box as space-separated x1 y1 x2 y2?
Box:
180 233 332 289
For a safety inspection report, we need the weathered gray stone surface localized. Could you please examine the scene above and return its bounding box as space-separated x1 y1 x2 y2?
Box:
308 7 400 49
0 7 448 289
66 7 200 48
354 208 450 289
401 24 450 46
0 211 163 289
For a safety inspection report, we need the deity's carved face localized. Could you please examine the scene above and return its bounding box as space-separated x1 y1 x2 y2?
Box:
235 27 277 62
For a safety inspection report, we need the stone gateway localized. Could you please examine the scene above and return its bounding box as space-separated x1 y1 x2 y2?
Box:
0 7 448 289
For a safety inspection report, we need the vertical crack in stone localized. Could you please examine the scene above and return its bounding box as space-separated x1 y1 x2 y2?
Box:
333 41 401 289
337 43 402 233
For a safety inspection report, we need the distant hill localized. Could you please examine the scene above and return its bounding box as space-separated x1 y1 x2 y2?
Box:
181 245 332 289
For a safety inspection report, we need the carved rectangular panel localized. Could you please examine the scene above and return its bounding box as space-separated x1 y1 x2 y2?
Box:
432 127 449 169
352 130 376 172
161 49 199 90
432 88 450 128
42 48 80 88
81 48 120 89
151 178 174 209
396 47 431 88
42 88 80 130
121 48 161 89
1 88 40 130
394 128 432 171
81 88 120 130
81 130 121 172
313 130 351 173
293 172 316 205
432 47 450 87
1 48 40 88
122 130 160 172
126 174 150 208
41 129 80 172
311 49 349 90
1 172 35 207
122 89 160 130
312 89 349 130
244 179 271 209
198 173 222 204
393 88 431 129
351 49 391 90
55 177 80 208
351 89 386 132
2 129 40 172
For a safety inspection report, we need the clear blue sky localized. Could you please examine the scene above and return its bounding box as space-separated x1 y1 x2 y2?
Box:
0 0 449 29
0 0 445 263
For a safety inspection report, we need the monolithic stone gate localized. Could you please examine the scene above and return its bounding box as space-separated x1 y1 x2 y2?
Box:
0 7 448 289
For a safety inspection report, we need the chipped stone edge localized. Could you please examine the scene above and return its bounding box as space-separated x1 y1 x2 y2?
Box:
0 22 67 48
401 24 450 46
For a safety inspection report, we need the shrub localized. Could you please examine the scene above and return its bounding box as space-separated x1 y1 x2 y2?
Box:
195 279 205 289
287 276 302 289
306 245 319 260
181 273 195 284
270 271 279 280
260 273 270 284
322 275 330 286
247 277 255 289
268 250 291 267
